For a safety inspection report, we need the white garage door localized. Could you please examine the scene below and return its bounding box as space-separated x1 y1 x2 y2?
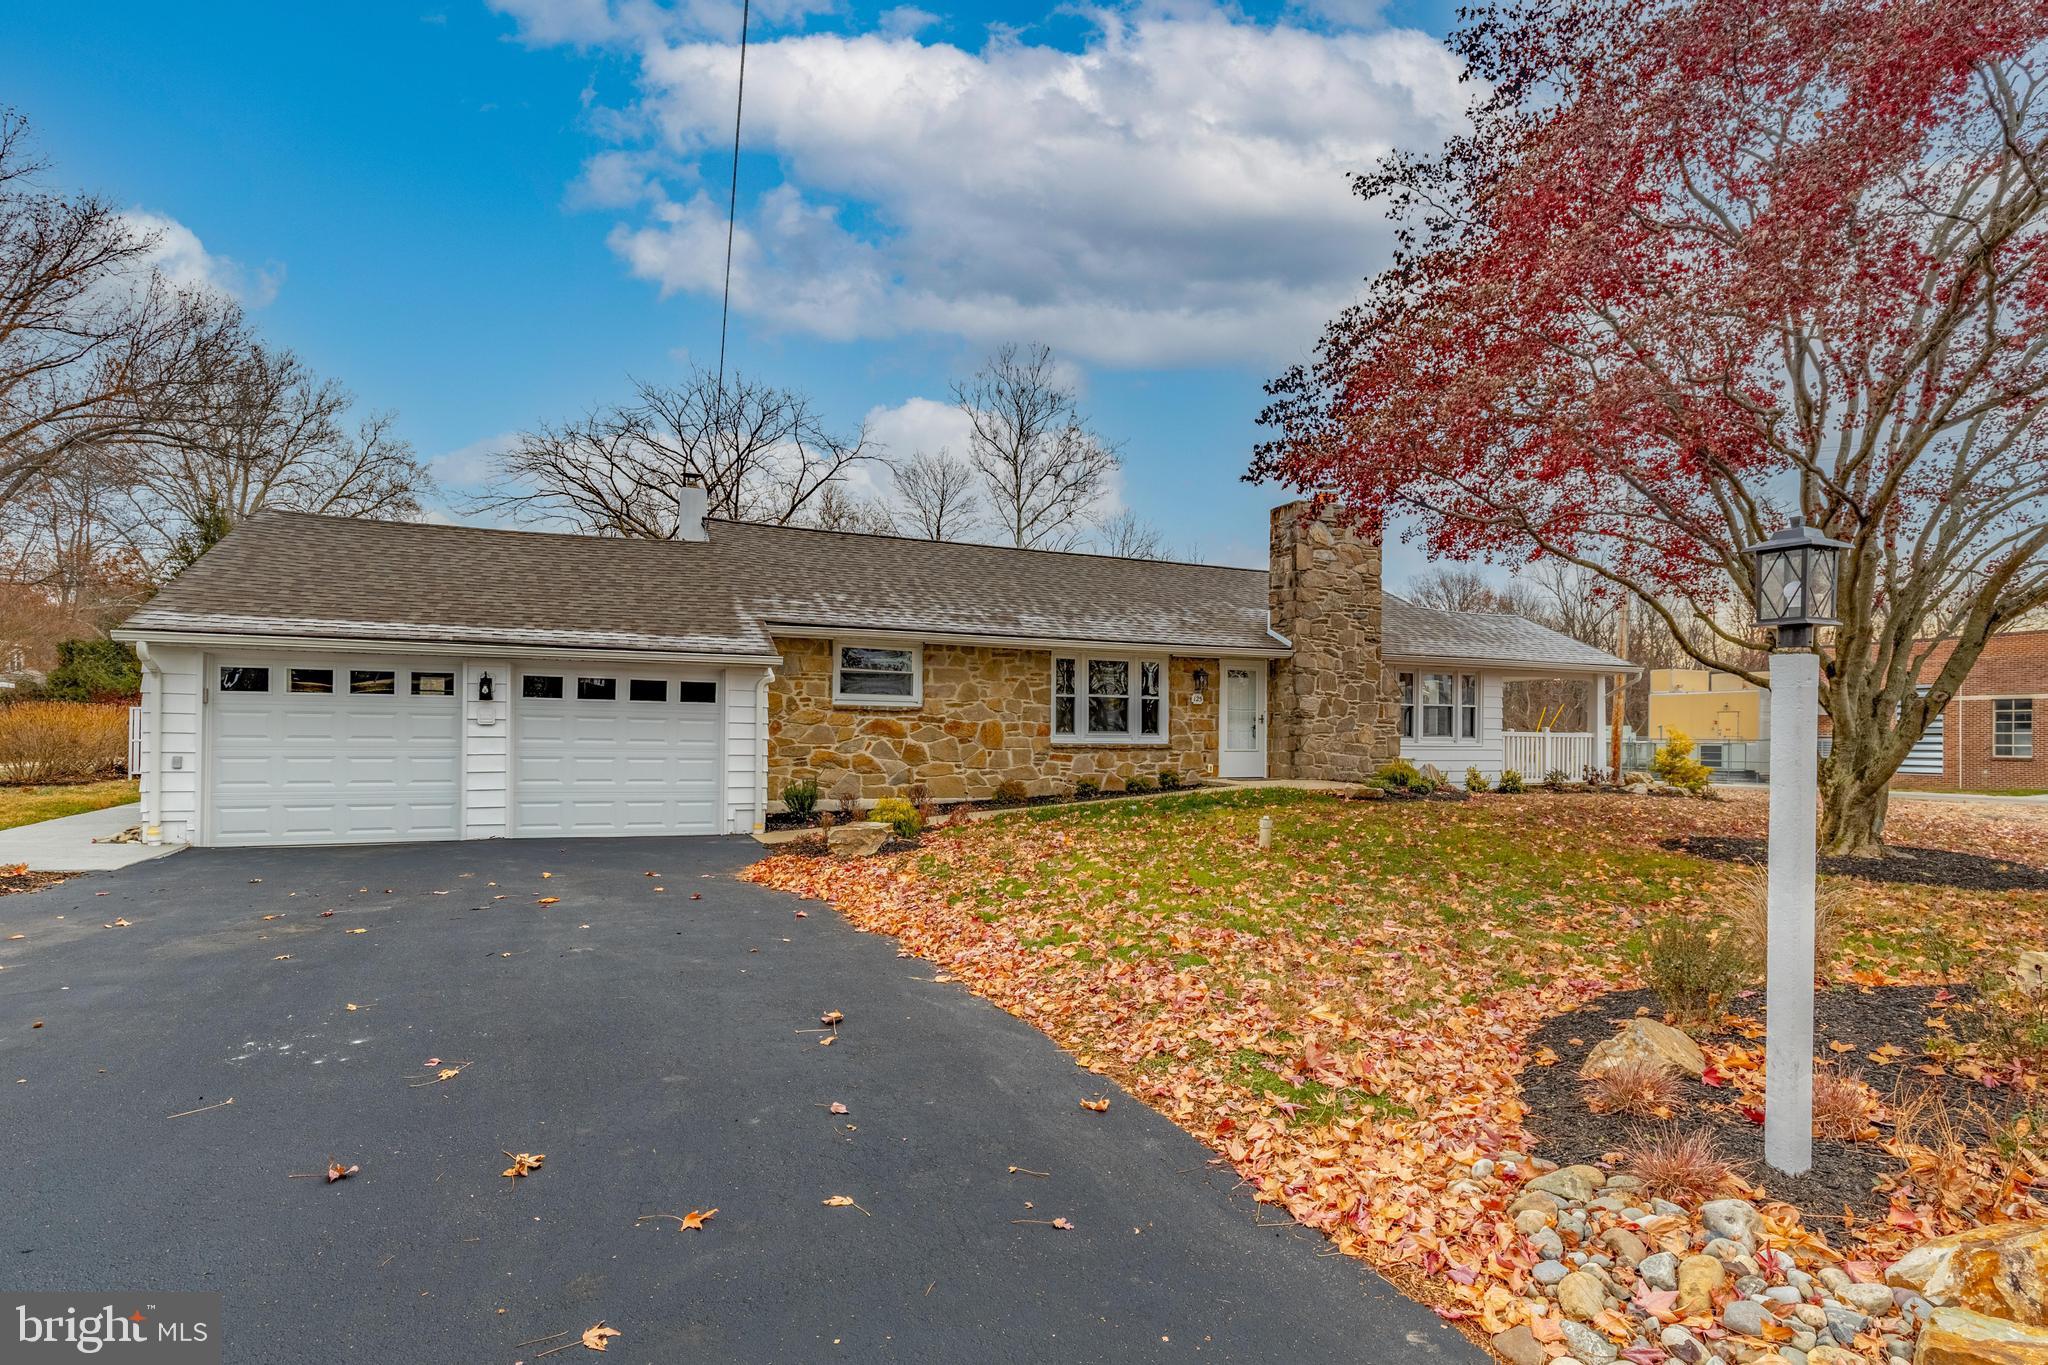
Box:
208 657 463 846
513 667 723 837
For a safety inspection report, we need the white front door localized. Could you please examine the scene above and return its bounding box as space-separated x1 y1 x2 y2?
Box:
1218 661 1267 779
512 666 724 837
207 655 463 846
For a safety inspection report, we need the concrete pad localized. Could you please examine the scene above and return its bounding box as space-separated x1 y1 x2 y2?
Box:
0 802 183 871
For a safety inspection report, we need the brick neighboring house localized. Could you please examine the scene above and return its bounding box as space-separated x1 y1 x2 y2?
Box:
1888 629 2045 791
111 497 1630 848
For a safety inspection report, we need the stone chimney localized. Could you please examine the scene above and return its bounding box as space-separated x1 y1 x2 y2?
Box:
1268 499 1399 781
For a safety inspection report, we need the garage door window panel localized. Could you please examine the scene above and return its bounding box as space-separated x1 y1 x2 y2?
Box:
678 680 718 705
523 675 564 699
350 670 395 694
628 679 667 702
577 677 617 701
219 667 270 693
411 672 455 696
289 668 334 694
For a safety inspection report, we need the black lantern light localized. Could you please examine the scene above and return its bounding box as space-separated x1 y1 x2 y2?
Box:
478 671 495 702
1742 516 1849 647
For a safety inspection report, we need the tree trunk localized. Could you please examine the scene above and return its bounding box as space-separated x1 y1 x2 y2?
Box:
1817 760 1888 857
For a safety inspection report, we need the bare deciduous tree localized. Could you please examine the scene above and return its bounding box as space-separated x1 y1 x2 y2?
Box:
954 344 1120 550
805 481 896 535
890 449 981 541
0 110 244 507
125 343 431 556
479 369 873 537
1091 508 1165 560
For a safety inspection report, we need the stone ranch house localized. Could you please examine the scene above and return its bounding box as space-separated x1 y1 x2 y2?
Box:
113 500 1630 848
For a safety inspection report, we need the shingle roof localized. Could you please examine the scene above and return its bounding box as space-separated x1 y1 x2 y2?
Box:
118 512 1282 658
1382 595 1633 671
119 512 1631 671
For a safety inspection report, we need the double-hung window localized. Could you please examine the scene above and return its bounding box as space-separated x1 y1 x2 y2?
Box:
1420 673 1455 738
1051 654 1165 742
1398 671 1415 739
1461 674 1479 739
832 642 922 706
1398 670 1480 741
1994 698 2034 759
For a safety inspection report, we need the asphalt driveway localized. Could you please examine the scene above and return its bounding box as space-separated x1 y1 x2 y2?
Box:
1 836 1480 1363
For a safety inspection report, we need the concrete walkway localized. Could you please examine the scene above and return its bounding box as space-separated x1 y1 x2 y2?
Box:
0 802 182 871
1887 788 2048 806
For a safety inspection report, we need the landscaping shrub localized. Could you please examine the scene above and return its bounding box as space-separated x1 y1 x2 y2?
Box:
991 778 1028 806
1071 778 1100 800
1542 768 1569 791
41 639 141 703
1410 776 1437 796
1126 774 1157 794
868 796 923 839
1583 1059 1685 1120
781 778 819 818
1464 766 1491 793
1651 729 1713 794
1156 768 1182 790
1810 1069 1880 1140
1729 864 1845 982
1623 1127 1744 1205
0 701 129 784
1495 768 1525 794
1959 967 2048 1071
1373 758 1422 790
1640 913 1745 1029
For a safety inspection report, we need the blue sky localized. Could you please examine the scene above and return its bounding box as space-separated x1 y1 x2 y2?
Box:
8 0 1465 570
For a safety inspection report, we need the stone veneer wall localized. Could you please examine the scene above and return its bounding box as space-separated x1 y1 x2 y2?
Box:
766 637 1220 804
1266 499 1400 781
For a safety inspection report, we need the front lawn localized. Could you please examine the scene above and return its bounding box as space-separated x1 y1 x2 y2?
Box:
0 778 140 832
746 787 2048 1357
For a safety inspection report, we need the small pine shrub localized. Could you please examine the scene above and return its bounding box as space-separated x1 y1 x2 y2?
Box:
868 796 923 838
1410 776 1437 796
1642 914 1745 1029
1126 774 1158 794
1961 970 2048 1071
1156 768 1183 790
781 778 819 818
1542 768 1570 791
1374 758 1422 790
1652 729 1713 794
1071 778 1101 800
1464 766 1491 793
1496 768 1526 794
991 778 1029 806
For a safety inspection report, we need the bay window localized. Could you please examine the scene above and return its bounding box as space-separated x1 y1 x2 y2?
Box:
1052 653 1166 742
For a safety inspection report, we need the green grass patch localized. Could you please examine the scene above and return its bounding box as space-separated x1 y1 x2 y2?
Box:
0 778 139 833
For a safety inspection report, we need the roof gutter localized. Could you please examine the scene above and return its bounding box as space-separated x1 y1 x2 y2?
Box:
762 621 1292 658
112 628 782 669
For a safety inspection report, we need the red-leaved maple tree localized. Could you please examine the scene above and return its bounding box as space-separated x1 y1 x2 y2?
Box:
1253 0 2048 853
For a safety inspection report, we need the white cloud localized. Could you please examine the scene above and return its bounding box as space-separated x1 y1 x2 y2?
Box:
567 7 1466 366
124 211 283 307
861 394 974 459
878 5 940 36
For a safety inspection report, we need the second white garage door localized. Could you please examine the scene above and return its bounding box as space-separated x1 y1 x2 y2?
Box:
512 667 723 837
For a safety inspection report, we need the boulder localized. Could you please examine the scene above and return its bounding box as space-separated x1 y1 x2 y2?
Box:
1557 1269 1608 1320
1888 1220 2048 1328
1489 1325 1546 1365
1913 1306 2048 1364
1701 1198 1766 1250
827 820 891 857
1526 1164 1608 1202
1579 1018 1707 1080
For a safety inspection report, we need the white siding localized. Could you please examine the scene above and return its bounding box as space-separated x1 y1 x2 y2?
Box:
462 660 510 840
1395 668 1508 778
140 644 204 845
723 666 769 833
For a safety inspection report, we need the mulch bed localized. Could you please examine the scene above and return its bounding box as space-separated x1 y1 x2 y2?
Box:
1519 984 2004 1227
1665 833 2048 892
765 781 1214 832
0 868 71 897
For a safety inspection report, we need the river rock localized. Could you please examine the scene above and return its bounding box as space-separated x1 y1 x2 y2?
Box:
1559 1319 1619 1363
1527 1164 1608 1202
1701 1198 1765 1250
1557 1269 1608 1320
1579 1017 1706 1080
1490 1325 1547 1365
1677 1254 1727 1316
1639 1251 1680 1291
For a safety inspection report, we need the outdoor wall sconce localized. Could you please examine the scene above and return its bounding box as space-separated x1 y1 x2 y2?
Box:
478 672 495 702
1191 668 1209 704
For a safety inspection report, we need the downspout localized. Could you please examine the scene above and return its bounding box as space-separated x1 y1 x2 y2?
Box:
134 641 164 845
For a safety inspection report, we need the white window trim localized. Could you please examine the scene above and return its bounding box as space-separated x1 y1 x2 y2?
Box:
1401 670 1483 745
1051 652 1169 745
1992 697 2034 759
831 640 924 709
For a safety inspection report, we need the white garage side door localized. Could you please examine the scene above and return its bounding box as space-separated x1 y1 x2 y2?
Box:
513 668 723 837
208 657 463 846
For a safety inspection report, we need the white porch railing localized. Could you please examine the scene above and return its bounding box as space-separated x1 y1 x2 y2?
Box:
1501 730 1598 779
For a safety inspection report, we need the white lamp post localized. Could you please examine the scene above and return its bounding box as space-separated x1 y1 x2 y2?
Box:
1743 516 1849 1176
